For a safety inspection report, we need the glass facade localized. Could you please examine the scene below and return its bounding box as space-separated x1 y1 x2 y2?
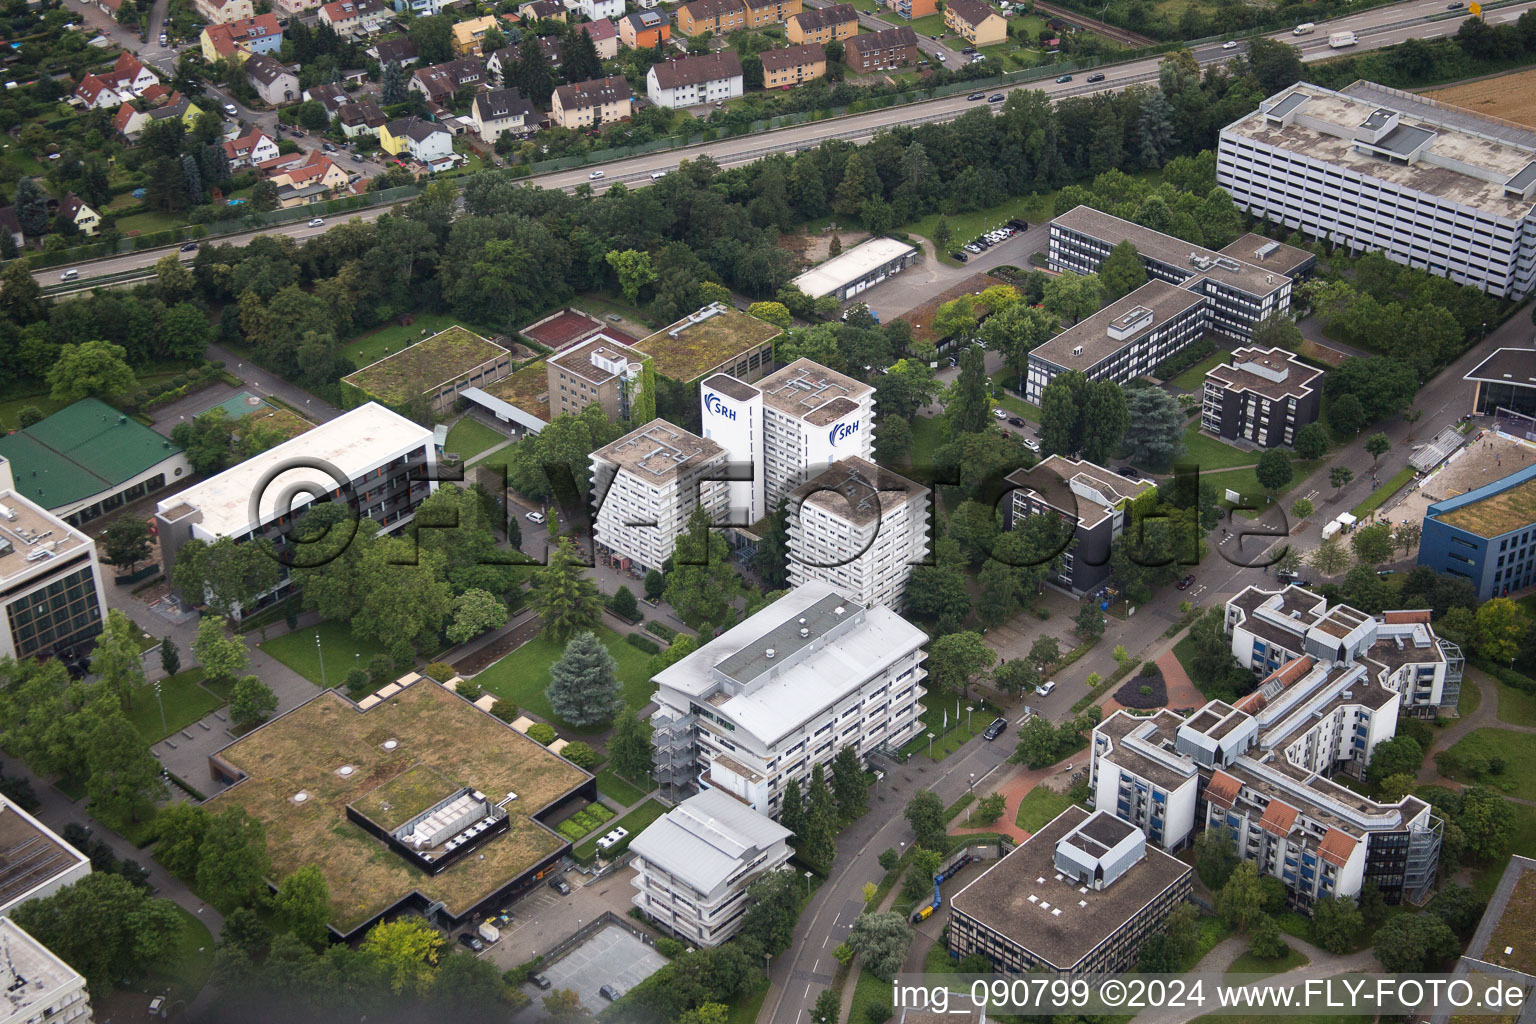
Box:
4 561 103 660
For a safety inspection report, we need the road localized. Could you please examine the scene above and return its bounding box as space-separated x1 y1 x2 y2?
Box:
40 0 1536 286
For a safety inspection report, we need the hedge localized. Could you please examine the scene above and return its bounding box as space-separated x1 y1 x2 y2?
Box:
644 621 677 642
624 633 661 655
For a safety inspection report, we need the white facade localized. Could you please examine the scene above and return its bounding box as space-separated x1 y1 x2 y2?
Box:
629 789 792 946
645 63 743 109
650 581 927 815
1218 81 1536 300
788 237 919 301
787 457 928 611
591 419 729 574
757 359 875 514
575 0 623 18
0 918 92 1024
0 482 108 663
699 375 764 526
405 125 454 163
1090 709 1201 852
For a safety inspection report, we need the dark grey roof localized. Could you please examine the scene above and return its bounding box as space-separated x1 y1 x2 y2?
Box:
1360 107 1394 131
760 43 823 73
1464 347 1536 388
715 591 847 687
1265 91 1308 119
386 115 448 142
474 87 535 121
1506 159 1536 193
554 74 632 109
650 51 743 90
789 3 855 30
373 36 418 61
245 53 294 86
337 99 386 126
1374 123 1436 157
703 374 760 402
847 25 918 52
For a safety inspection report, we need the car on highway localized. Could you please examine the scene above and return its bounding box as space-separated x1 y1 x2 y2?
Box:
589 169 605 179
59 269 78 281
1447 2 1464 7
988 93 1004 102
1022 438 1040 453
458 933 484 953
1056 74 1072 83
1177 574 1196 590
307 217 324 227
526 510 545 524
1222 39 1239 47
968 92 986 100
983 717 1007 741
1087 73 1105 83
1036 680 1056 697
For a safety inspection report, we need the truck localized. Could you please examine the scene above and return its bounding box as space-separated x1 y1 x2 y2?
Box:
1293 21 1315 34
1328 30 1357 47
477 922 500 944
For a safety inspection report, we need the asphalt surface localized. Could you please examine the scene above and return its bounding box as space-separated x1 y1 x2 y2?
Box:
40 0 1536 287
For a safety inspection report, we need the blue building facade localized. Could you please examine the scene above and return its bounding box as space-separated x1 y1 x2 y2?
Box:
1418 462 1536 600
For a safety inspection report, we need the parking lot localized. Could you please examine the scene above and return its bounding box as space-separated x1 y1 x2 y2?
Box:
522 923 669 1011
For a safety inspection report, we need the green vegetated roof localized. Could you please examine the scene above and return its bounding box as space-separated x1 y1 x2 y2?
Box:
1437 476 1536 539
635 306 782 383
0 398 182 509
343 327 509 405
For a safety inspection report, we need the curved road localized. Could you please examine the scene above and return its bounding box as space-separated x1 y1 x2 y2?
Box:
38 0 1534 288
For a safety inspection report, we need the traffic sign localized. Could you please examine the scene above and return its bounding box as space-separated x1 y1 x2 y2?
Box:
1470 2 1482 15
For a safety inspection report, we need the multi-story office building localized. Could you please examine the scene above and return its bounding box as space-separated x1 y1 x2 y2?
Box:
1049 207 1313 341
628 789 792 946
1201 345 1323 448
758 360 875 513
699 374 766 526
591 420 728 575
1418 462 1536 599
546 335 650 422
1024 280 1208 405
155 403 435 611
0 792 92 915
947 806 1193 975
650 580 927 815
787 456 929 611
1002 457 1154 597
0 471 107 663
0 918 93 1024
1218 80 1536 300
1463 347 1536 418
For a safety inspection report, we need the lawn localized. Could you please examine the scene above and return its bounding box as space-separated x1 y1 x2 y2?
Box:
993 390 1042 423
596 769 650 807
1459 675 1483 717
1494 677 1536 727
572 798 668 862
1169 348 1232 390
898 688 992 760
1441 728 1536 800
117 209 186 235
902 196 1044 264
1015 785 1072 832
144 906 217 1002
848 967 894 1024
904 12 949 35
1179 424 1258 472
257 619 382 688
1350 464 1417 519
126 668 221 744
1225 945 1309 978
473 627 653 733
1205 459 1320 510
1172 633 1200 683
0 391 70 431
445 417 508 462
341 312 499 371
727 979 771 1024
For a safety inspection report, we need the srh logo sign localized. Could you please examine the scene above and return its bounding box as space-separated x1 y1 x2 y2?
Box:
703 393 736 421
828 420 860 448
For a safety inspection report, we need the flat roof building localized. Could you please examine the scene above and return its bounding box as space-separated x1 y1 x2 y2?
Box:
629 789 792 947
1219 80 1536 299
947 805 1192 975
1201 346 1324 449
546 335 652 423
0 399 189 527
342 326 513 415
0 792 91 916
757 359 875 512
0 918 92 1024
650 580 927 815
634 303 781 385
1464 347 1536 419
788 456 929 611
0 476 107 663
789 237 919 302
590 419 728 574
1419 462 1536 600
1003 457 1155 596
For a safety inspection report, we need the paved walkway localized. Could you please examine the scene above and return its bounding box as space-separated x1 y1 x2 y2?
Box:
948 758 1068 845
1415 667 1528 789
209 343 342 424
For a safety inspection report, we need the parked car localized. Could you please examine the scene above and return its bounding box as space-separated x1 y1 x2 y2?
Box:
1176 574 1196 590
951 251 968 262
158 32 167 45
322 141 336 153
983 717 1007 741
458 933 484 952
1117 466 1140 478
1007 218 1029 230
1022 438 1040 453
1222 39 1239 47
526 510 545 524
223 102 238 116
351 153 364 163
1036 680 1056 697
600 985 623 1001
532 973 553 990
936 51 946 60
148 996 165 1018
179 241 198 252
549 877 572 895
1056 74 1072 83
1086 72 1105 83
993 408 1008 419
1007 416 1025 427
965 243 982 253
307 217 324 227
589 169 605 179
967 92 986 100
961 45 977 53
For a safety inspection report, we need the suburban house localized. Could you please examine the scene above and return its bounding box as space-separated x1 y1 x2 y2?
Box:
199 13 282 62
409 57 485 103
486 44 519 85
844 25 919 70
371 36 420 66
195 0 256 22
391 0 460 15
647 51 743 108
760 43 824 87
580 17 619 58
221 128 280 169
538 35 564 66
743 0 801 27
275 0 322 16
573 0 622 19
337 99 388 137
518 0 566 19
317 0 389 35
272 155 351 207
944 0 1006 44
58 193 100 236
0 207 22 248
74 51 158 108
304 82 350 111
380 116 455 166
551 75 632 128
785 3 856 44
883 0 935 19
245 54 299 104
113 91 203 138
451 15 498 54
677 0 746 35
619 9 669 47
471 87 539 140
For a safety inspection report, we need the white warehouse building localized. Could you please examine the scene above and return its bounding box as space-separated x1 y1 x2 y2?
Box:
788 237 919 302
590 419 728 574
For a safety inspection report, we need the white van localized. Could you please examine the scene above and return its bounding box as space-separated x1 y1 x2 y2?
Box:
650 170 667 180
59 268 78 281
1292 21 1315 33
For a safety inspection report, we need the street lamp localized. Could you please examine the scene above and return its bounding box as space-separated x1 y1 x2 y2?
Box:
315 632 326 688
966 704 974 732
927 731 935 758
804 869 813 896
968 772 975 823
154 680 167 738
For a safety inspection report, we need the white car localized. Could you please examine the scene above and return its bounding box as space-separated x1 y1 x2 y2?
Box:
223 102 238 116
525 510 546 524
1036 680 1056 697
1222 39 1239 48
589 169 605 180
993 408 1008 419
307 217 324 227
1023 438 1041 453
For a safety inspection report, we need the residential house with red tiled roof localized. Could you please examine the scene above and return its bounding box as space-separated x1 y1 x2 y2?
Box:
199 14 282 62
580 18 618 58
195 0 256 24
222 129 280 169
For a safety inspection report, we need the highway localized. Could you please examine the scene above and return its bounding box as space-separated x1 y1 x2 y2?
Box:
37 0 1536 289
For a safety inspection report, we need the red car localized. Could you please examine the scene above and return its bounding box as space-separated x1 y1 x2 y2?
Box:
1176 575 1196 590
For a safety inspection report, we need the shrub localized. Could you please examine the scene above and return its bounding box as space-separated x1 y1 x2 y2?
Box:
1141 662 1159 677
456 681 484 702
609 586 639 620
491 700 518 722
645 620 677 641
527 722 557 744
561 740 598 769
1139 685 1153 696
343 667 371 697
655 936 684 957
422 662 456 682
624 633 661 654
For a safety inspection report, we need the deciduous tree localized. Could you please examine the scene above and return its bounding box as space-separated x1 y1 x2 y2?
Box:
196 806 271 914
48 340 136 401
275 864 331 949
904 789 946 850
228 675 278 730
846 912 913 981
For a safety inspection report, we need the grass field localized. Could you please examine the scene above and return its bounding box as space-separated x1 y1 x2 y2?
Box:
1180 423 1257 471
1459 675 1483 718
445 417 508 461
341 313 498 370
596 769 650 807
727 980 772 1024
573 798 668 861
144 906 217 1001
126 668 220 744
258 620 381 688
1442 728 1536 800
904 12 949 34
903 197 1044 264
1350 464 1416 519
1206 459 1320 511
0 392 70 431
1427 67 1536 128
1169 348 1231 390
474 627 653 733
848 968 893 1024
1015 785 1072 832
117 209 185 235
900 689 991 760
1494 677 1536 727
1225 945 1309 978
906 412 950 484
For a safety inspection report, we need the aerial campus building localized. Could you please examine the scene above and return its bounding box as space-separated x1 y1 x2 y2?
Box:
1218 81 1536 300
0 791 92 917
0 918 92 1024
1418 462 1536 600
0 468 107 664
649 580 927 817
787 237 919 302
589 419 728 575
1200 346 1323 449
1002 457 1155 597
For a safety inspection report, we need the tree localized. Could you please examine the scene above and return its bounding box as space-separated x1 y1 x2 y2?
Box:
48 340 137 401
1476 598 1527 665
1329 465 1354 493
846 912 913 981
944 345 991 434
13 177 47 236
747 301 793 330
610 586 639 621
904 789 946 850
447 588 508 645
750 502 791 590
1427 884 1486 939
160 636 181 679
1028 634 1062 671
644 569 665 600
174 535 281 619
196 806 271 914
1458 786 1516 861
1074 600 1104 640
102 515 153 572
1364 432 1391 466
530 540 603 643
1349 522 1394 566
1329 393 1365 436
664 505 740 627
1215 861 1268 931
381 59 407 104
1255 449 1293 491
609 708 654 785
1365 735 1423 786
90 609 146 712
1098 240 1147 301
1121 386 1185 470
1194 829 1238 889
1310 536 1348 576
606 249 657 306
779 776 805 841
362 917 443 995
812 988 841 1024
228 675 279 730
830 745 867 821
152 803 211 879
193 615 249 685
1248 913 1286 959
11 874 182 993
1373 913 1460 973
1042 272 1103 325
926 631 995 700
1291 497 1314 521
542 988 589 1023
1310 895 1363 954
1294 422 1330 460
275 865 331 949
802 764 838 866
546 631 624 728
85 707 166 825
738 868 800 954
